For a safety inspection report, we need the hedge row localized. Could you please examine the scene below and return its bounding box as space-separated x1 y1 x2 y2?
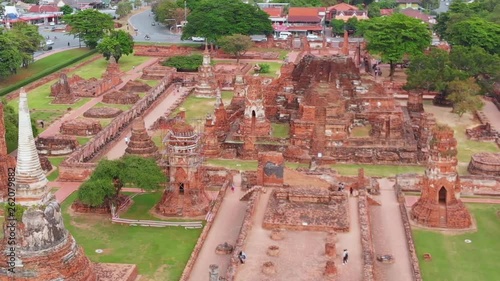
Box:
0 49 98 97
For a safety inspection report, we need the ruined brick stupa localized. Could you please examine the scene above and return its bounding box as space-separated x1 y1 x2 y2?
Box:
125 117 159 159
411 125 472 229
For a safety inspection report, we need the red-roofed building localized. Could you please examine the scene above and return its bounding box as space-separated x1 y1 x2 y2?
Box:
262 7 287 24
326 3 368 22
282 7 325 35
401 8 436 24
380 9 394 16
28 5 60 13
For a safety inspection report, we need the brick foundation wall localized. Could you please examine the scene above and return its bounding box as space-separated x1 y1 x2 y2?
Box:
394 185 423 281
358 189 375 281
225 190 261 280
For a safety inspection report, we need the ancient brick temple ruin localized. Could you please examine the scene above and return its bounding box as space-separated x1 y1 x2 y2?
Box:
36 135 79 156
50 73 79 104
283 55 417 164
60 119 102 136
125 117 159 159
156 120 210 216
411 125 472 228
15 88 51 205
0 201 98 280
468 152 500 177
193 45 218 97
0 103 16 199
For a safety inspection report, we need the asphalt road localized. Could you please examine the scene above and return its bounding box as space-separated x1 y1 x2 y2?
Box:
34 25 84 58
434 0 450 14
129 8 196 44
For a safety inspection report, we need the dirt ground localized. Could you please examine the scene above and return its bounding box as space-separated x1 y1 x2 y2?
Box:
284 168 331 188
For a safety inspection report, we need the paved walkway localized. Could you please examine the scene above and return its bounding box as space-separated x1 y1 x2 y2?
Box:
480 99 500 132
105 86 186 160
336 196 363 281
405 195 500 207
370 179 414 281
189 173 248 280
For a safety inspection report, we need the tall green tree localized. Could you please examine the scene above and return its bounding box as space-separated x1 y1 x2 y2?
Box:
361 13 431 80
116 1 133 18
330 19 345 36
153 0 186 24
2 99 39 153
78 156 166 207
447 77 484 117
181 0 273 43
10 22 44 68
447 18 500 54
404 48 461 93
0 33 23 78
60 4 73 15
64 9 115 49
271 0 322 6
97 30 134 63
218 34 254 64
134 0 142 9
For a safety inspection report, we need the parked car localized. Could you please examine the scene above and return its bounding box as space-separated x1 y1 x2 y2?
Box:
46 40 54 45
191 36 206 42
151 22 156 26
250 35 267 42
306 34 320 40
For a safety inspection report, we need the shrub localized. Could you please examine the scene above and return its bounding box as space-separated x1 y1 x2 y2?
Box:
162 54 203 72
255 63 270 74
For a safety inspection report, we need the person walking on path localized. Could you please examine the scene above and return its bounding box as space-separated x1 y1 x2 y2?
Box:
239 251 247 264
231 184 235 192
342 249 349 265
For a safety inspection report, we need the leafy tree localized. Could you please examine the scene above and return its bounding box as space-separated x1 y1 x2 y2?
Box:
0 33 22 78
367 3 381 18
97 30 134 63
330 19 345 36
271 0 322 6
162 54 203 71
404 48 461 93
10 22 44 68
254 63 270 74
378 0 397 9
361 13 431 80
64 9 115 49
447 18 500 55
176 0 202 10
218 34 253 64
78 156 166 207
153 0 187 25
449 46 500 94
345 17 360 35
2 99 38 153
116 1 133 18
447 78 484 117
134 0 142 9
60 4 73 15
181 0 273 43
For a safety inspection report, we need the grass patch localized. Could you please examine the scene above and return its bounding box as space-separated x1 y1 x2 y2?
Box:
205 159 258 171
61 192 201 280
47 157 65 181
413 204 500 281
351 125 371 138
68 55 150 79
253 61 282 77
151 131 165 150
99 118 113 128
0 49 95 96
170 91 233 122
330 164 425 177
138 79 160 87
120 192 163 220
249 47 289 60
454 126 499 163
271 123 289 138
76 137 91 145
93 102 133 111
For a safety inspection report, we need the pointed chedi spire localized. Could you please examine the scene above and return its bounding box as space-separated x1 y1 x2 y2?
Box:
15 87 50 206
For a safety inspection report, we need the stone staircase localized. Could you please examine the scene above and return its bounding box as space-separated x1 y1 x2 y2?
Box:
439 205 447 227
240 185 263 201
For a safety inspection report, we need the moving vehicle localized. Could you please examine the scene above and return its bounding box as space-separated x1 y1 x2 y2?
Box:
250 35 267 42
191 36 206 42
151 22 156 26
46 40 54 45
306 33 320 40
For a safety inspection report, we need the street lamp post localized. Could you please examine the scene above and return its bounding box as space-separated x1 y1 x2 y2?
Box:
184 1 187 22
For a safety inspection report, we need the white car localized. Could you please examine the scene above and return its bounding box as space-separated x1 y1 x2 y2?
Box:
191 36 205 42
306 34 320 40
46 40 54 45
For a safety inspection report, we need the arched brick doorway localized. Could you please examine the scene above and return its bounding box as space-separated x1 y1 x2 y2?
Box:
438 186 447 204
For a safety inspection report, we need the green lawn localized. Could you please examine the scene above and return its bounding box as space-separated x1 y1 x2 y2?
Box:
76 136 91 145
61 192 201 280
454 126 499 163
330 164 425 177
205 159 258 171
170 91 233 122
99 118 113 128
47 157 65 181
253 62 283 77
68 55 151 79
151 131 166 150
413 204 500 281
248 47 289 60
138 79 160 87
0 48 93 88
93 102 133 111
120 192 164 220
351 125 371 138
271 123 289 138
